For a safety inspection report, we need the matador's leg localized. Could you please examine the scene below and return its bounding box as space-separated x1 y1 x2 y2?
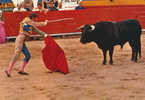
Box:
19 43 31 73
7 36 24 75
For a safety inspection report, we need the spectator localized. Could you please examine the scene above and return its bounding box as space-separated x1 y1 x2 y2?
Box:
33 2 43 11
13 3 26 12
45 0 58 11
58 1 62 9
39 0 58 11
49 1 58 11
42 0 49 9
33 2 48 12
75 2 85 10
54 0 58 8
23 0 34 11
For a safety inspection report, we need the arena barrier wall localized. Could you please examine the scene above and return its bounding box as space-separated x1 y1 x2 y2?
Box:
3 5 145 37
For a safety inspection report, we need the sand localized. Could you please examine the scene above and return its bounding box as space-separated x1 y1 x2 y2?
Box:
0 34 145 100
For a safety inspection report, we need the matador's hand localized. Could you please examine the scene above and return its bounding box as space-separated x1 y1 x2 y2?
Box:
44 34 48 37
45 20 48 24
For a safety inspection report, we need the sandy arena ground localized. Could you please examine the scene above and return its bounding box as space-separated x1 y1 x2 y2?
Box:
0 34 145 100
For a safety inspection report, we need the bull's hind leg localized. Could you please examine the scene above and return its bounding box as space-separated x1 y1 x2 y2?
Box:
134 52 138 62
129 40 138 62
134 38 141 62
102 49 107 65
138 37 141 58
109 47 114 64
131 48 136 62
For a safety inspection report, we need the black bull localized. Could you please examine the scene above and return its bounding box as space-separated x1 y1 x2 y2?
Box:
79 19 142 64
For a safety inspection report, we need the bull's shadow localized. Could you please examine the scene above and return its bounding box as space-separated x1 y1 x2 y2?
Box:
78 19 142 65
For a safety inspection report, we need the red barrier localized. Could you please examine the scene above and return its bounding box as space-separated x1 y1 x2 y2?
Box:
3 5 145 37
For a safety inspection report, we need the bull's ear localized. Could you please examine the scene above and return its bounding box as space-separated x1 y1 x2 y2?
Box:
90 25 95 30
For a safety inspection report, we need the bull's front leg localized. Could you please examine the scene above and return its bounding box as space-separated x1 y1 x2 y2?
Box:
102 49 107 65
109 47 114 64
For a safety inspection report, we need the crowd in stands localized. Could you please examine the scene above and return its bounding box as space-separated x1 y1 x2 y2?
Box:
12 0 84 12
13 0 62 12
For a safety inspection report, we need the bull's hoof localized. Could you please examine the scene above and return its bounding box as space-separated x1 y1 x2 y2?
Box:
139 56 142 59
134 60 137 63
131 58 134 61
131 59 138 63
109 60 113 65
102 61 106 65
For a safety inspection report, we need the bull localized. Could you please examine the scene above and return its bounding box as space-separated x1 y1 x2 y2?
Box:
78 19 142 65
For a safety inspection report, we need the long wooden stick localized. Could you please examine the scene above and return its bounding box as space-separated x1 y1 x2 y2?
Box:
47 18 74 23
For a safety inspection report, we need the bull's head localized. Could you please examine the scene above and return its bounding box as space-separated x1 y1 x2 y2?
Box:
78 24 95 44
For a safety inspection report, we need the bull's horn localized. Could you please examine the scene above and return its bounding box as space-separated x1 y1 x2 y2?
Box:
77 25 85 30
90 25 95 30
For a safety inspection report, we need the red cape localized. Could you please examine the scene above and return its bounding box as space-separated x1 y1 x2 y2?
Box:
42 35 69 74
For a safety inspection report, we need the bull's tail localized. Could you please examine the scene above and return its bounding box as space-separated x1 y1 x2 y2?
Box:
138 36 141 58
137 21 142 58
